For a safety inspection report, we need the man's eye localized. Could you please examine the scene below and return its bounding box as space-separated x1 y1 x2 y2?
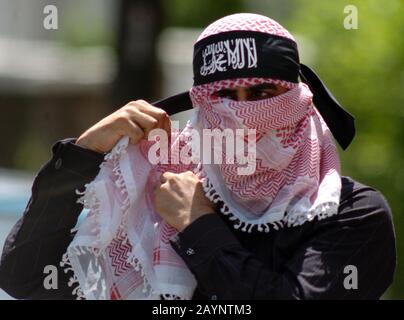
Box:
251 90 273 100
213 90 236 100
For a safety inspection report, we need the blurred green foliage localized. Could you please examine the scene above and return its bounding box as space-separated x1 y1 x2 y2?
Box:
58 5 114 47
287 0 404 299
163 0 246 28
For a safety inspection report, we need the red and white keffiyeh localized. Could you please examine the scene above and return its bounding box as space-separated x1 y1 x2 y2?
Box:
61 136 197 300
190 76 341 232
61 13 342 300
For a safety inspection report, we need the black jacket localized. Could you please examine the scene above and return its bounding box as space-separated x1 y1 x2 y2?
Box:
0 139 397 299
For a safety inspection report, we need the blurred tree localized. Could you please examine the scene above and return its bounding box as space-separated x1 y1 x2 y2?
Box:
112 0 163 109
162 0 245 28
288 0 404 298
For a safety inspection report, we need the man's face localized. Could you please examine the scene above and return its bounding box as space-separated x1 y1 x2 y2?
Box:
211 83 289 102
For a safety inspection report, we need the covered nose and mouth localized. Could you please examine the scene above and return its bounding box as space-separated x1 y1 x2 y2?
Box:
208 81 293 144
205 80 305 145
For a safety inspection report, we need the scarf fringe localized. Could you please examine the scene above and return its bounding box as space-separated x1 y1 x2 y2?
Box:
161 293 182 300
201 176 339 234
65 181 103 299
60 252 85 300
61 141 133 300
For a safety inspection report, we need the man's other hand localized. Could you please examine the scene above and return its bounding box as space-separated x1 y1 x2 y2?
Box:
154 171 216 231
76 100 171 153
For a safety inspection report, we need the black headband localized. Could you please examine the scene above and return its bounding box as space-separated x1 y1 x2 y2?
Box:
193 30 300 85
153 31 356 150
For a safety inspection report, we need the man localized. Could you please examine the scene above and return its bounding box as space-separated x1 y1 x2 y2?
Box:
0 13 396 299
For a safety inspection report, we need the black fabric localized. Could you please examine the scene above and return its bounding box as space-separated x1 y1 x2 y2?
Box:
193 31 300 85
299 64 355 150
0 139 105 299
154 31 356 150
0 140 396 300
153 91 192 116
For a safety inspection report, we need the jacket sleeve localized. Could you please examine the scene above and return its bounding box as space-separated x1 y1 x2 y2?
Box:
170 186 396 300
0 139 104 299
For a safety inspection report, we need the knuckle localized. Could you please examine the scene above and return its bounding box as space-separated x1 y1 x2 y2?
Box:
162 172 176 183
151 119 159 127
161 183 170 190
122 108 134 118
155 109 168 119
148 118 159 126
126 101 141 111
115 114 129 125
157 184 169 194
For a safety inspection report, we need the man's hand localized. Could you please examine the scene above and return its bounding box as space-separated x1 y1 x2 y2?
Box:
76 100 171 153
154 171 216 231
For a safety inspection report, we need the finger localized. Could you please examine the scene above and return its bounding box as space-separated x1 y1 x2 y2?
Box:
136 100 168 120
162 116 172 138
160 171 175 184
179 170 195 178
153 180 168 196
136 101 171 136
131 110 159 137
123 103 159 135
125 120 144 145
